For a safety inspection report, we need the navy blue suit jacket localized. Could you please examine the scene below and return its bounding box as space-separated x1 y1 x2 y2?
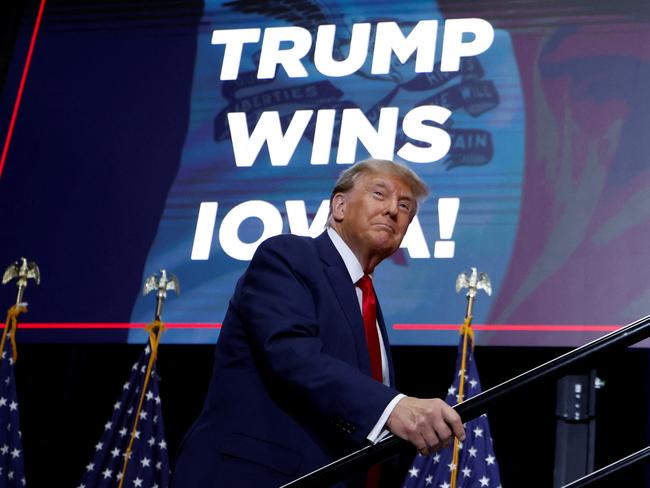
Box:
172 232 399 487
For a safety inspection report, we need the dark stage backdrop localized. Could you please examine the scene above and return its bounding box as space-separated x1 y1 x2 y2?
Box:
11 343 650 487
2 0 650 347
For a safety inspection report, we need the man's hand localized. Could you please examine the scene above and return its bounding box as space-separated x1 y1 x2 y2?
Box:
386 397 465 455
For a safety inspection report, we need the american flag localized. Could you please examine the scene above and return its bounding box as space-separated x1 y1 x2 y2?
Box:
0 326 27 487
402 336 502 488
78 341 170 488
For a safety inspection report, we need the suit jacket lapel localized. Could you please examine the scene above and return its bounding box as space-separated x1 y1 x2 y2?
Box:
316 232 373 377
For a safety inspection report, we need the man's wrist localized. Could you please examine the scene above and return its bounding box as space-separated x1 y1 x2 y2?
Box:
366 393 406 443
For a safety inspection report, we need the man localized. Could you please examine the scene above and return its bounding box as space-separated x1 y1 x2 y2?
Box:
172 159 465 487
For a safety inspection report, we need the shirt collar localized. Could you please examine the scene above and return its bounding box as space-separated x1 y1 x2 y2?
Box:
326 227 365 284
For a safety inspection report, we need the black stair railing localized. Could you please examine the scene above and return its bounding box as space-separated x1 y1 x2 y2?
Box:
561 445 650 488
281 313 650 488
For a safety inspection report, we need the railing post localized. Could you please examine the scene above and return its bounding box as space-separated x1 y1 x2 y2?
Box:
553 371 598 487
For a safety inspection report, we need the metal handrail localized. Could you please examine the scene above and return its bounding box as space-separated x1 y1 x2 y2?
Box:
561 445 650 488
281 313 650 488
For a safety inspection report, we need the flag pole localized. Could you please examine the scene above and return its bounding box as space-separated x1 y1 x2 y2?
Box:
117 269 179 487
449 316 471 488
449 268 491 488
0 305 26 363
1 258 40 361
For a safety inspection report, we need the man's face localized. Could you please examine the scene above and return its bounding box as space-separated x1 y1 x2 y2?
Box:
332 171 415 266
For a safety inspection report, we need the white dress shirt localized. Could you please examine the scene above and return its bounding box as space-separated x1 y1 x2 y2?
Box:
326 227 404 443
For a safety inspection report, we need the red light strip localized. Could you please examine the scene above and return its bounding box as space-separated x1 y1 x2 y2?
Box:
1 323 222 329
0 0 47 178
0 323 620 332
393 324 620 332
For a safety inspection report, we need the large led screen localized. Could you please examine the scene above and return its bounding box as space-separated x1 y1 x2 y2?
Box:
1 0 649 346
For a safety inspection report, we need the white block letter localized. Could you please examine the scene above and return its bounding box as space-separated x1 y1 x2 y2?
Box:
311 109 336 165
219 200 283 261
314 23 370 77
441 18 494 72
191 202 218 260
434 197 460 258
258 26 312 79
336 107 399 164
286 200 329 237
371 20 438 74
211 28 261 81
228 110 313 166
397 105 452 163
399 215 431 258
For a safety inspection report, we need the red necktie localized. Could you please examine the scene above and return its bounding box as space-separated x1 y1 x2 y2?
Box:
356 275 382 381
357 275 383 488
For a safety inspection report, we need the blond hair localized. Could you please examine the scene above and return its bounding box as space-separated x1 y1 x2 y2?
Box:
327 159 429 226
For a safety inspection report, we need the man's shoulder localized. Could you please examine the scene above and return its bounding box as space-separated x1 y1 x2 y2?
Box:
254 232 325 264
259 232 319 252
